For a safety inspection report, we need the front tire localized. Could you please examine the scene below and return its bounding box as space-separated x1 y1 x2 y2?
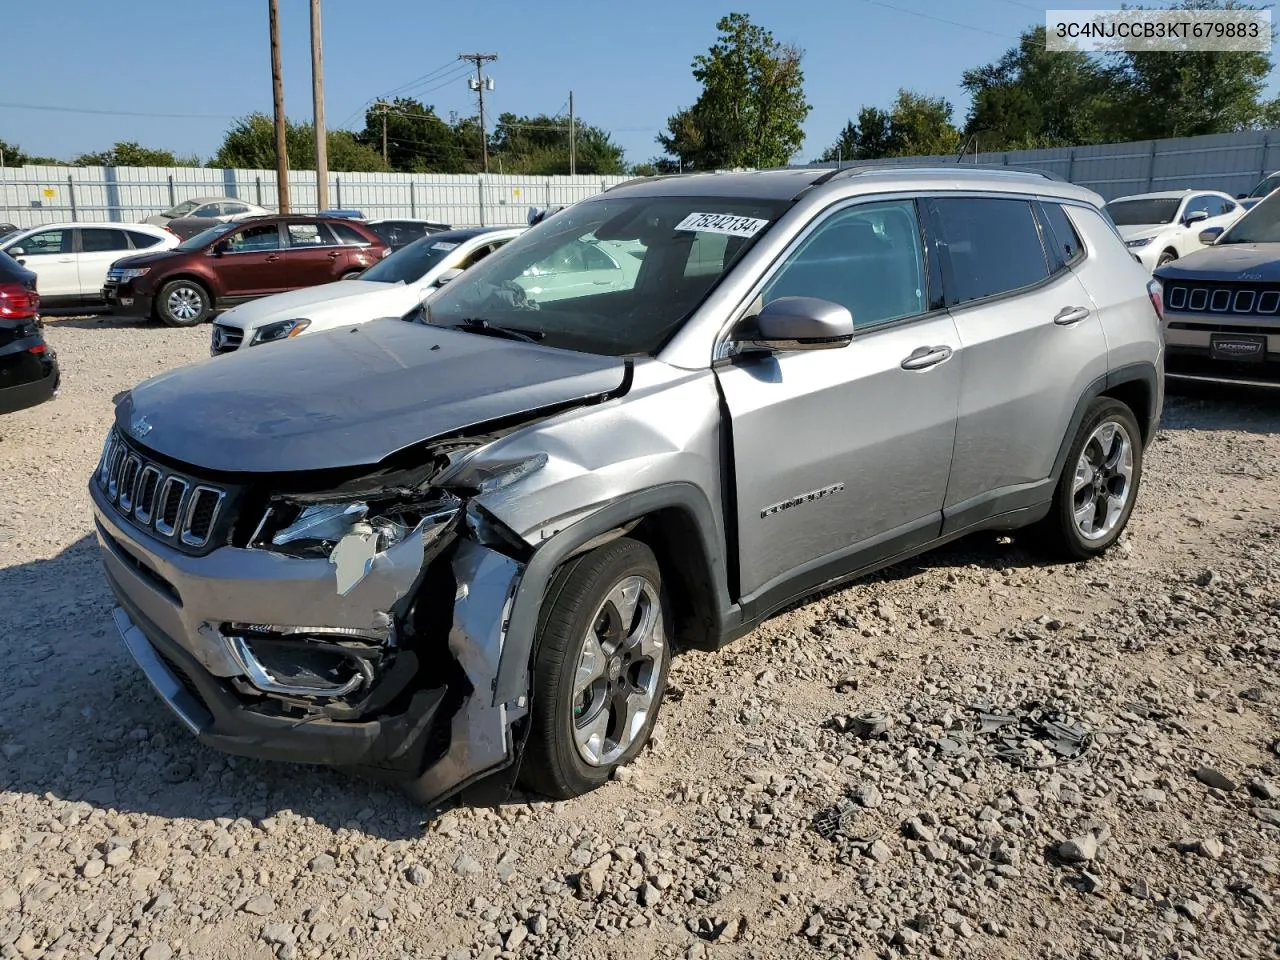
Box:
156 279 211 327
519 538 672 799
1038 397 1143 560
1156 249 1177 267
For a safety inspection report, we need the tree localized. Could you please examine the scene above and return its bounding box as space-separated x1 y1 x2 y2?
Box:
212 113 386 172
658 12 810 170
0 139 61 166
819 94 959 162
489 113 625 175
72 141 196 167
818 121 859 163
356 98 470 173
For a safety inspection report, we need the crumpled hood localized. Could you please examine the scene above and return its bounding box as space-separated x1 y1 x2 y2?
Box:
217 280 399 331
1154 243 1280 283
117 318 628 474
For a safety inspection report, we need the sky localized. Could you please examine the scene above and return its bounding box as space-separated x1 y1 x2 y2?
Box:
3 0 1276 168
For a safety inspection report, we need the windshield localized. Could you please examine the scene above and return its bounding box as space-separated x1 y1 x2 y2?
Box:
360 234 463 283
1104 198 1180 226
1249 174 1280 199
176 221 239 251
421 195 786 356
164 200 200 218
1219 193 1280 244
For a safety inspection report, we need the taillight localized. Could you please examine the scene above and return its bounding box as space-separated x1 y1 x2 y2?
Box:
0 282 38 319
1146 279 1163 324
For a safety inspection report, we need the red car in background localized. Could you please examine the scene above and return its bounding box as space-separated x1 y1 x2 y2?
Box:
103 215 390 327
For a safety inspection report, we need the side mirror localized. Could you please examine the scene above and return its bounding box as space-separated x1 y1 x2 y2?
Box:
7 247 24 258
1237 193 1248 199
435 267 464 287
735 297 854 352
1198 226 1225 245
1182 210 1209 226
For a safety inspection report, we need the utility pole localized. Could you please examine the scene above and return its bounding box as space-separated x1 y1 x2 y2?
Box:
375 100 389 163
310 0 329 211
268 0 290 213
459 53 497 173
568 91 576 176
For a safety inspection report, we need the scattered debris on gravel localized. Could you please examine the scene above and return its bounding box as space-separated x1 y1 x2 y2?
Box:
1 318 1278 959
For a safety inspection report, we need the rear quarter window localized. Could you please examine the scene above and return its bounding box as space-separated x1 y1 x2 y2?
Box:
1036 202 1085 272
330 222 371 245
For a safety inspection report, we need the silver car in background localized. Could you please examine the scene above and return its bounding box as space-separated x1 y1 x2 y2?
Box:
91 166 1163 806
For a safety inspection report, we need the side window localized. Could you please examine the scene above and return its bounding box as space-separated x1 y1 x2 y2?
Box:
224 203 250 216
285 223 330 247
1204 197 1231 218
79 228 131 253
762 199 927 329
13 229 70 255
227 224 282 252
126 230 165 249
929 198 1049 306
462 243 498 269
1184 195 1213 219
1036 202 1085 272
192 204 221 218
328 222 370 246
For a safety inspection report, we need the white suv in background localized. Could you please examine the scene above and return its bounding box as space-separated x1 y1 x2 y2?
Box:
0 223 178 308
1105 190 1243 271
209 226 523 354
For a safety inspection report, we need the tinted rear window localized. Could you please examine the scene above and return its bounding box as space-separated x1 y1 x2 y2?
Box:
126 230 165 249
929 198 1049 305
329 222 371 245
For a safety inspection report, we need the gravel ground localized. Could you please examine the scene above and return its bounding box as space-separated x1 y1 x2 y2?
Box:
1 316 1278 960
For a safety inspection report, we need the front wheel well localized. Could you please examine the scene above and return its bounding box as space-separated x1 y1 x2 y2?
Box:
626 508 722 651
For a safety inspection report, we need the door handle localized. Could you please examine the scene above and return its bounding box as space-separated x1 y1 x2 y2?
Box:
57 258 74 263
327 251 340 259
1054 305 1090 325
265 254 280 263
901 345 953 371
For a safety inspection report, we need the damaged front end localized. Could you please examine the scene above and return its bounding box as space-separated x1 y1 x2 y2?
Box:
95 430 545 807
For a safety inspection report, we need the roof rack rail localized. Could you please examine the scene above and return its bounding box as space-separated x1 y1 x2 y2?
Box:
816 161 1067 184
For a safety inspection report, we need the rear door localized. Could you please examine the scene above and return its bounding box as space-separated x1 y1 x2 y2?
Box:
715 198 962 603
6 228 77 298
216 222 286 297
75 227 134 297
282 221 346 287
925 195 1108 529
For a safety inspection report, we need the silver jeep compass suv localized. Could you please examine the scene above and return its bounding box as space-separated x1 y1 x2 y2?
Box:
90 166 1163 804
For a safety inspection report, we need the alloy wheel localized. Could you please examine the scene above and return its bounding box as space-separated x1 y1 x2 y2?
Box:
570 574 666 767
1071 419 1135 541
167 286 203 322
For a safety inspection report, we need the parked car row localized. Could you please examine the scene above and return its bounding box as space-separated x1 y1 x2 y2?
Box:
90 166 1165 806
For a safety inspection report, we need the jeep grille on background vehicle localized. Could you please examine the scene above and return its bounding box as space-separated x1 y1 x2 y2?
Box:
1163 282 1280 317
96 430 232 551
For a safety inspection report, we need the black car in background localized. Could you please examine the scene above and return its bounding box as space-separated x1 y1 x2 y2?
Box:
0 250 59 414
364 218 451 251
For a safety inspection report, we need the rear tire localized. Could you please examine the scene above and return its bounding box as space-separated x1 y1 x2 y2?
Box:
1036 398 1143 560
156 279 211 327
519 538 672 800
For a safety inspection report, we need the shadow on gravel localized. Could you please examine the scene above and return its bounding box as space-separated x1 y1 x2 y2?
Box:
41 313 152 331
1162 382 1280 434
0 534 528 840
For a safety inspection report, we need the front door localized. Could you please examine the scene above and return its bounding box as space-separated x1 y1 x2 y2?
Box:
715 198 961 603
217 222 286 297
8 228 78 298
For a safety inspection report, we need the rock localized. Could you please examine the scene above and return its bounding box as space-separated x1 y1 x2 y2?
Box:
924 842 950 862
1254 808 1280 827
868 839 893 863
140 945 172 960
308 854 336 874
1079 871 1106 895
506 926 528 951
262 924 295 946
353 842 378 866
1195 766 1237 791
242 893 276 916
1130 877 1150 900
1247 779 1278 801
528 914 548 937
1197 837 1225 860
309 923 336 943
453 853 482 877
855 783 883 809
82 858 104 879
638 882 662 907
0 888 19 911
804 913 824 937
406 864 432 886
579 856 610 899
104 844 132 867
1059 835 1098 863
904 818 935 843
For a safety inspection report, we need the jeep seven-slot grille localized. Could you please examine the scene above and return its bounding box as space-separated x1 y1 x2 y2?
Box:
96 430 232 552
1163 281 1280 318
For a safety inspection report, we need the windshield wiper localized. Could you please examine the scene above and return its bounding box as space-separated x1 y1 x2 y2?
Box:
449 317 546 343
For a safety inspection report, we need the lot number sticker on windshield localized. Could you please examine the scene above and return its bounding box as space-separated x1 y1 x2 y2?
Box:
431 241 458 251
674 212 769 238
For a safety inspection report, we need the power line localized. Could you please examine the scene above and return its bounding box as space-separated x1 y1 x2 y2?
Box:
380 60 463 100
0 100 236 120
851 0 1022 41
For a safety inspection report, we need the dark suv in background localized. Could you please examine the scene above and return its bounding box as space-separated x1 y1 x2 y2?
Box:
103 215 389 327
0 251 59 415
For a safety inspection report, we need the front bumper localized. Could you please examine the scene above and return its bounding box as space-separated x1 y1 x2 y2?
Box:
92 479 527 800
1163 311 1280 385
102 280 154 318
